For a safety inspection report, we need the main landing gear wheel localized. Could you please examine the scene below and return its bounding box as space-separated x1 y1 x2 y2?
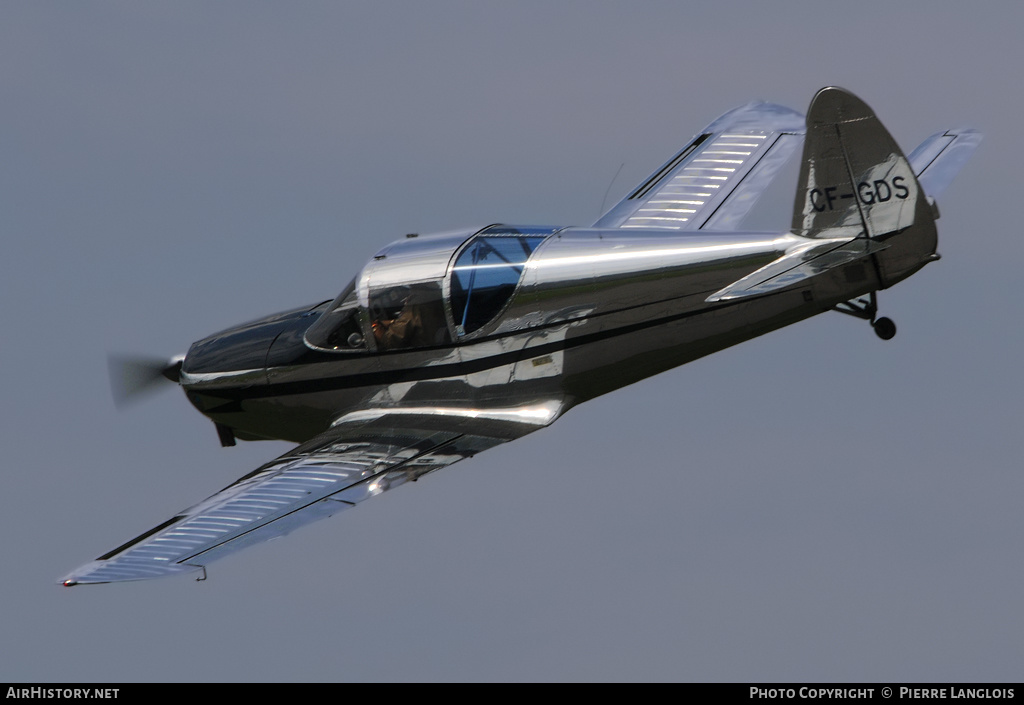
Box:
833 292 897 341
872 316 896 340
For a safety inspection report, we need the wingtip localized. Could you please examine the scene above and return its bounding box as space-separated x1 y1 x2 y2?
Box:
705 100 805 134
57 569 82 587
58 559 106 587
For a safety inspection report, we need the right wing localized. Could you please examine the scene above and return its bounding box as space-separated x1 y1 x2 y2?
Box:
593 101 805 231
60 401 563 585
596 101 979 232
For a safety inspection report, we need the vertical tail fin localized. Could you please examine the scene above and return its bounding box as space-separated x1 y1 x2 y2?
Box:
709 88 977 302
793 87 922 241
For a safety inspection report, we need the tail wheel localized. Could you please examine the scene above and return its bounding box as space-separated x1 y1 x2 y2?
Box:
873 317 897 340
834 293 897 341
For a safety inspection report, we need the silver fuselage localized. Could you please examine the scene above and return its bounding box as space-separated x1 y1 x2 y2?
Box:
179 221 932 444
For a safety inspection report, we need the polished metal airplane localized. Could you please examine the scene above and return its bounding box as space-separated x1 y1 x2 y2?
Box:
61 87 980 585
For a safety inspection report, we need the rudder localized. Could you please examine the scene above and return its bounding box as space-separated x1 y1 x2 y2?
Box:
793 87 923 242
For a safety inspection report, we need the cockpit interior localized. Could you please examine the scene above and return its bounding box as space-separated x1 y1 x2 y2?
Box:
304 225 558 353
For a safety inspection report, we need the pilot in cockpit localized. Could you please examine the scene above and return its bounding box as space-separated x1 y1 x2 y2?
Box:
372 287 417 350
371 284 448 351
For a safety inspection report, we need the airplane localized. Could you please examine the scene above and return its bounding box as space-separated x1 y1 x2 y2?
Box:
60 87 980 586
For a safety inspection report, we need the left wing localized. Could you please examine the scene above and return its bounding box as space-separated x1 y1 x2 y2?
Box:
593 101 805 231
60 402 563 585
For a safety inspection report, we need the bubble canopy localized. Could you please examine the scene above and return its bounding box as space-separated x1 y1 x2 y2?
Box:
304 225 559 353
450 226 550 336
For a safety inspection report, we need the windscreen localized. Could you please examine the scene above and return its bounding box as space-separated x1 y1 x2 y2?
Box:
303 279 366 352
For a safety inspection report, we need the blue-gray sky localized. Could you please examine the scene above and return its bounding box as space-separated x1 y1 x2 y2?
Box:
3 1 1020 682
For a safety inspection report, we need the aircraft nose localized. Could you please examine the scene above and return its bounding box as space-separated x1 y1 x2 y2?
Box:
180 323 280 387
178 305 318 388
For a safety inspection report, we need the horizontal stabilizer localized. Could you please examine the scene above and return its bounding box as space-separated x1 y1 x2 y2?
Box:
908 128 982 201
706 237 889 302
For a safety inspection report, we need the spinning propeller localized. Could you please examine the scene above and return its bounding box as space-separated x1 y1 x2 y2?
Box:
108 354 184 407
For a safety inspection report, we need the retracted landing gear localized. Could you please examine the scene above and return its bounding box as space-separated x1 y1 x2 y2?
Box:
833 291 897 341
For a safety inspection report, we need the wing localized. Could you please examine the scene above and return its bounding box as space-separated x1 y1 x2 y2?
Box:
593 101 805 231
60 401 563 585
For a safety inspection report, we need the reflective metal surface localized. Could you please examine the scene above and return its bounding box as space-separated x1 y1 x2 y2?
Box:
908 128 983 201
61 87 980 585
594 101 805 230
60 424 499 584
795 87 918 240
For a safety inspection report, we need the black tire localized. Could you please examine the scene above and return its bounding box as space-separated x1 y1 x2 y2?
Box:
873 317 897 340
